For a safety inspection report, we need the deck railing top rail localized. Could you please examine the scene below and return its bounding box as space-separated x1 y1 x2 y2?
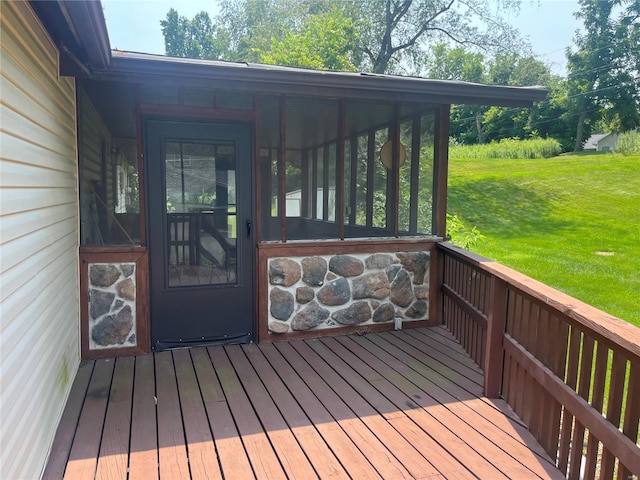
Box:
438 241 640 362
437 241 640 480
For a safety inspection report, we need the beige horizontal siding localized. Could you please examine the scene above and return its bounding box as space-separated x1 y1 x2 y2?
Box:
78 89 114 243
0 2 80 480
0 204 76 244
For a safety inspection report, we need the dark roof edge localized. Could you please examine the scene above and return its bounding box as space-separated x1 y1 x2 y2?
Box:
31 0 111 74
107 51 548 107
66 0 111 70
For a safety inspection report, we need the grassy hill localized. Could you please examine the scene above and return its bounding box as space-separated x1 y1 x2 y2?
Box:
447 152 640 327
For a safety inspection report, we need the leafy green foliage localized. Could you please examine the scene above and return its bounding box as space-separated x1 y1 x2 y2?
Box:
446 213 485 249
424 44 567 146
259 8 359 71
350 0 525 74
615 130 640 155
448 152 640 326
161 0 526 75
161 9 230 59
449 138 562 159
565 0 640 151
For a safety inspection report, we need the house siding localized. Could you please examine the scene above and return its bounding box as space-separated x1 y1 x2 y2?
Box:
598 134 618 152
1 3 80 479
77 87 115 244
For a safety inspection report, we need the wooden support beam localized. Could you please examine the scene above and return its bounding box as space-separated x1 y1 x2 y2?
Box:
279 95 286 241
337 99 346 239
433 104 450 237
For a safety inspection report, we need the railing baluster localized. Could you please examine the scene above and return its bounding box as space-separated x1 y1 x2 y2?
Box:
436 243 640 479
584 341 609 479
619 360 640 479
601 352 628 478
559 326 581 474
568 335 595 479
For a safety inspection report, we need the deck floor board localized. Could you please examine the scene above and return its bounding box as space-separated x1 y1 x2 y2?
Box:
46 326 563 479
63 358 114 480
96 357 134 480
128 353 159 480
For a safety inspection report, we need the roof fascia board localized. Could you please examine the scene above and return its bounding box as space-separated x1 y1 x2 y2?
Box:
30 0 111 75
60 0 111 71
103 52 548 108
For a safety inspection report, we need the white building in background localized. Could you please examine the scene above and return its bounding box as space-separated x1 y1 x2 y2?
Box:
583 133 619 151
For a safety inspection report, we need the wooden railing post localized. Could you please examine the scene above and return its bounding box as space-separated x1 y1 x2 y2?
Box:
435 246 445 325
484 276 508 398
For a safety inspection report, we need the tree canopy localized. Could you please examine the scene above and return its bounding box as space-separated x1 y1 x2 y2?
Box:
258 7 360 71
160 0 640 152
566 0 640 150
161 0 527 74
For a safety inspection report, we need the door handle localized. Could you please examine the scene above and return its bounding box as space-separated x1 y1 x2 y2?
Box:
246 220 252 238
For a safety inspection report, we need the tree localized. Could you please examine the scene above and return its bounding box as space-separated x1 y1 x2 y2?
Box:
259 8 360 71
528 79 576 150
161 0 527 75
566 0 640 151
481 53 555 143
424 45 556 145
161 9 229 59
424 44 487 143
162 0 336 62
348 0 525 74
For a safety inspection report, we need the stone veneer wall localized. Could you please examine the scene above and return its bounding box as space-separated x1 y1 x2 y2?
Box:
88 263 137 349
267 252 430 335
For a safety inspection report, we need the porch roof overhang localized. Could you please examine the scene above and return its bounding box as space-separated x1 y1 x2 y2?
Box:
30 0 111 76
99 50 548 108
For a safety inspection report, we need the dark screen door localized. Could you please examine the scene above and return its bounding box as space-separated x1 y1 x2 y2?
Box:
146 120 254 350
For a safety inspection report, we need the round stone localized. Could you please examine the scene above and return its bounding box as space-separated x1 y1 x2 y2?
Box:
365 253 394 269
296 286 315 304
291 301 330 331
331 301 372 325
116 278 135 301
405 300 428 318
390 269 414 307
90 289 115 320
268 321 290 334
329 255 364 277
317 278 351 306
396 252 430 284
120 263 135 278
91 306 133 346
301 257 327 286
90 264 121 288
270 287 295 320
352 272 390 300
269 258 301 287
373 302 396 323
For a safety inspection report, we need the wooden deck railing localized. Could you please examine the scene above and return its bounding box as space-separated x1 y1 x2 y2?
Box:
436 242 640 479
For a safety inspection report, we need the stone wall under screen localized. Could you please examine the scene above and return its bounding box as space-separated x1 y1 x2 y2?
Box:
267 252 430 335
88 263 137 349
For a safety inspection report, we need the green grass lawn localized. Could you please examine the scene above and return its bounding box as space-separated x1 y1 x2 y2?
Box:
447 152 640 327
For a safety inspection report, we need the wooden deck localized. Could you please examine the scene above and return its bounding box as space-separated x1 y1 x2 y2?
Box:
44 326 563 479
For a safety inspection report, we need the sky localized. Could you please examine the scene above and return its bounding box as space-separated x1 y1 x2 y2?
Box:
102 0 582 76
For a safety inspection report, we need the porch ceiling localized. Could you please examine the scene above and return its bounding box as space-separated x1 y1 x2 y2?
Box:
44 326 563 479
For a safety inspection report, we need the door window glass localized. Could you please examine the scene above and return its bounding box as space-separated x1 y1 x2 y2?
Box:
164 140 237 287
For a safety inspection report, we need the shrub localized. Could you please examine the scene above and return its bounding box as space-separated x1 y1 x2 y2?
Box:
446 213 484 250
450 137 562 159
615 131 640 156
